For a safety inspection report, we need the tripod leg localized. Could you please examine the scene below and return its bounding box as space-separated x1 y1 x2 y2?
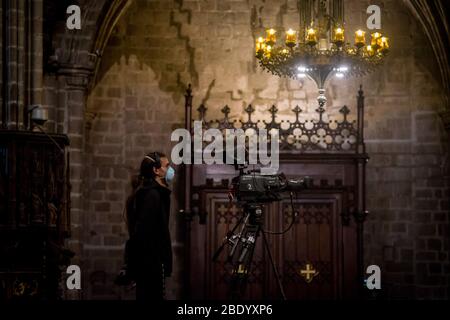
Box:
229 224 258 300
212 213 247 262
228 213 250 262
261 230 287 300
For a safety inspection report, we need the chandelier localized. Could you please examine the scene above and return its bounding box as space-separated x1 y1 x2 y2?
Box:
255 0 389 105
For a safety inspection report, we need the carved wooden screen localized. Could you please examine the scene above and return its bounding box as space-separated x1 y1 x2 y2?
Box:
0 131 70 300
183 86 367 300
189 182 357 299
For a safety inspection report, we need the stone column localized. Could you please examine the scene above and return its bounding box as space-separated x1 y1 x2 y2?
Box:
56 65 93 299
27 0 44 129
441 110 450 175
440 110 450 299
1 0 27 130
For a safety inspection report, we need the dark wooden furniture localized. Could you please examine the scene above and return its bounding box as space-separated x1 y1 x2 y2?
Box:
181 86 368 299
0 130 71 300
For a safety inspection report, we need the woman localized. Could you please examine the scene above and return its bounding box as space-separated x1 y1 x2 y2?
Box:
125 151 175 300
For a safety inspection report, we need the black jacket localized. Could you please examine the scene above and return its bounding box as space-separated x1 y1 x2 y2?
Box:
128 178 173 277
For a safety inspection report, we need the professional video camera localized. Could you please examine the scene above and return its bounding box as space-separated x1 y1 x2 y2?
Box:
214 165 313 300
231 170 313 203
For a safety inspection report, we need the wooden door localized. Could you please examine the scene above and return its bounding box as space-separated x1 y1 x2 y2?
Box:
274 193 343 299
188 187 358 299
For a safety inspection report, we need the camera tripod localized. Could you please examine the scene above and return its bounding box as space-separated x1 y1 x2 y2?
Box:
213 203 287 300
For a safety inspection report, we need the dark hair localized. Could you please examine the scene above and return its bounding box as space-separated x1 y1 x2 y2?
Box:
125 152 167 236
138 151 166 179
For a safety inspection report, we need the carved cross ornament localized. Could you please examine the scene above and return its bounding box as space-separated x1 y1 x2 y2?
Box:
299 263 319 283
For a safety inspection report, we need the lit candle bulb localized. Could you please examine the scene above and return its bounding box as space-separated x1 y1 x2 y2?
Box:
265 45 272 58
333 27 345 46
379 36 389 53
366 45 374 56
371 32 382 49
306 28 317 46
255 37 265 57
285 29 297 47
266 29 276 46
355 29 365 48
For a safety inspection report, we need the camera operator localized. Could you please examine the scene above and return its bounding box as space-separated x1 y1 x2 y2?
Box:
124 152 175 300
